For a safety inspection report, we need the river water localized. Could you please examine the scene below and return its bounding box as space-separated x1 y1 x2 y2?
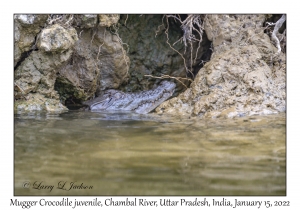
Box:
14 111 286 195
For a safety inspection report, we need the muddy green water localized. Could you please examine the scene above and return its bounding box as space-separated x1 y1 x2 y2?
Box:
14 111 286 196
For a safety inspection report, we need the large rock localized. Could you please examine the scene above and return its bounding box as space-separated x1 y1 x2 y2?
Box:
15 49 73 97
14 23 77 112
14 93 67 113
156 15 286 118
37 24 78 52
14 14 48 67
56 25 130 102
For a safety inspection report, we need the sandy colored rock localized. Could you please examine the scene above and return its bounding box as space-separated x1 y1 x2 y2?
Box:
156 15 286 118
37 24 78 52
98 14 119 27
15 93 67 113
14 14 48 67
56 25 130 101
14 44 73 112
204 15 265 48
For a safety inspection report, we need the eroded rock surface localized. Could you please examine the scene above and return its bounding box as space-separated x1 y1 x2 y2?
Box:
156 15 286 118
14 14 48 67
56 25 130 102
14 93 68 113
14 22 78 112
98 14 120 27
37 24 78 52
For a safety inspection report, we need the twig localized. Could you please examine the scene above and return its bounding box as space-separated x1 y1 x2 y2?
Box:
124 14 128 26
96 29 106 75
144 74 193 89
155 15 166 37
79 30 84 39
14 82 28 100
110 24 130 76
47 15 62 25
47 14 74 28
64 15 74 27
164 17 193 78
14 82 25 94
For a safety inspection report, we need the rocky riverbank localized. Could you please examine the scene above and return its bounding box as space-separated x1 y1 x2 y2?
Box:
14 14 286 118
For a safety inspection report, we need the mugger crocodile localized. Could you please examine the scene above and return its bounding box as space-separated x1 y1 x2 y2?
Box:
83 80 176 114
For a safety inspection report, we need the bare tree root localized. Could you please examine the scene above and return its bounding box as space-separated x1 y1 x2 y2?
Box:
124 14 129 26
91 29 97 45
14 82 24 93
110 24 130 76
244 15 286 56
144 74 193 89
245 22 275 45
170 14 205 66
94 28 106 64
155 17 166 37
163 16 193 78
78 30 84 39
270 14 286 55
84 28 107 99
47 14 74 28
155 15 206 82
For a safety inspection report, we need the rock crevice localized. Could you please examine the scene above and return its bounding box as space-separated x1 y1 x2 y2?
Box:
156 15 286 118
